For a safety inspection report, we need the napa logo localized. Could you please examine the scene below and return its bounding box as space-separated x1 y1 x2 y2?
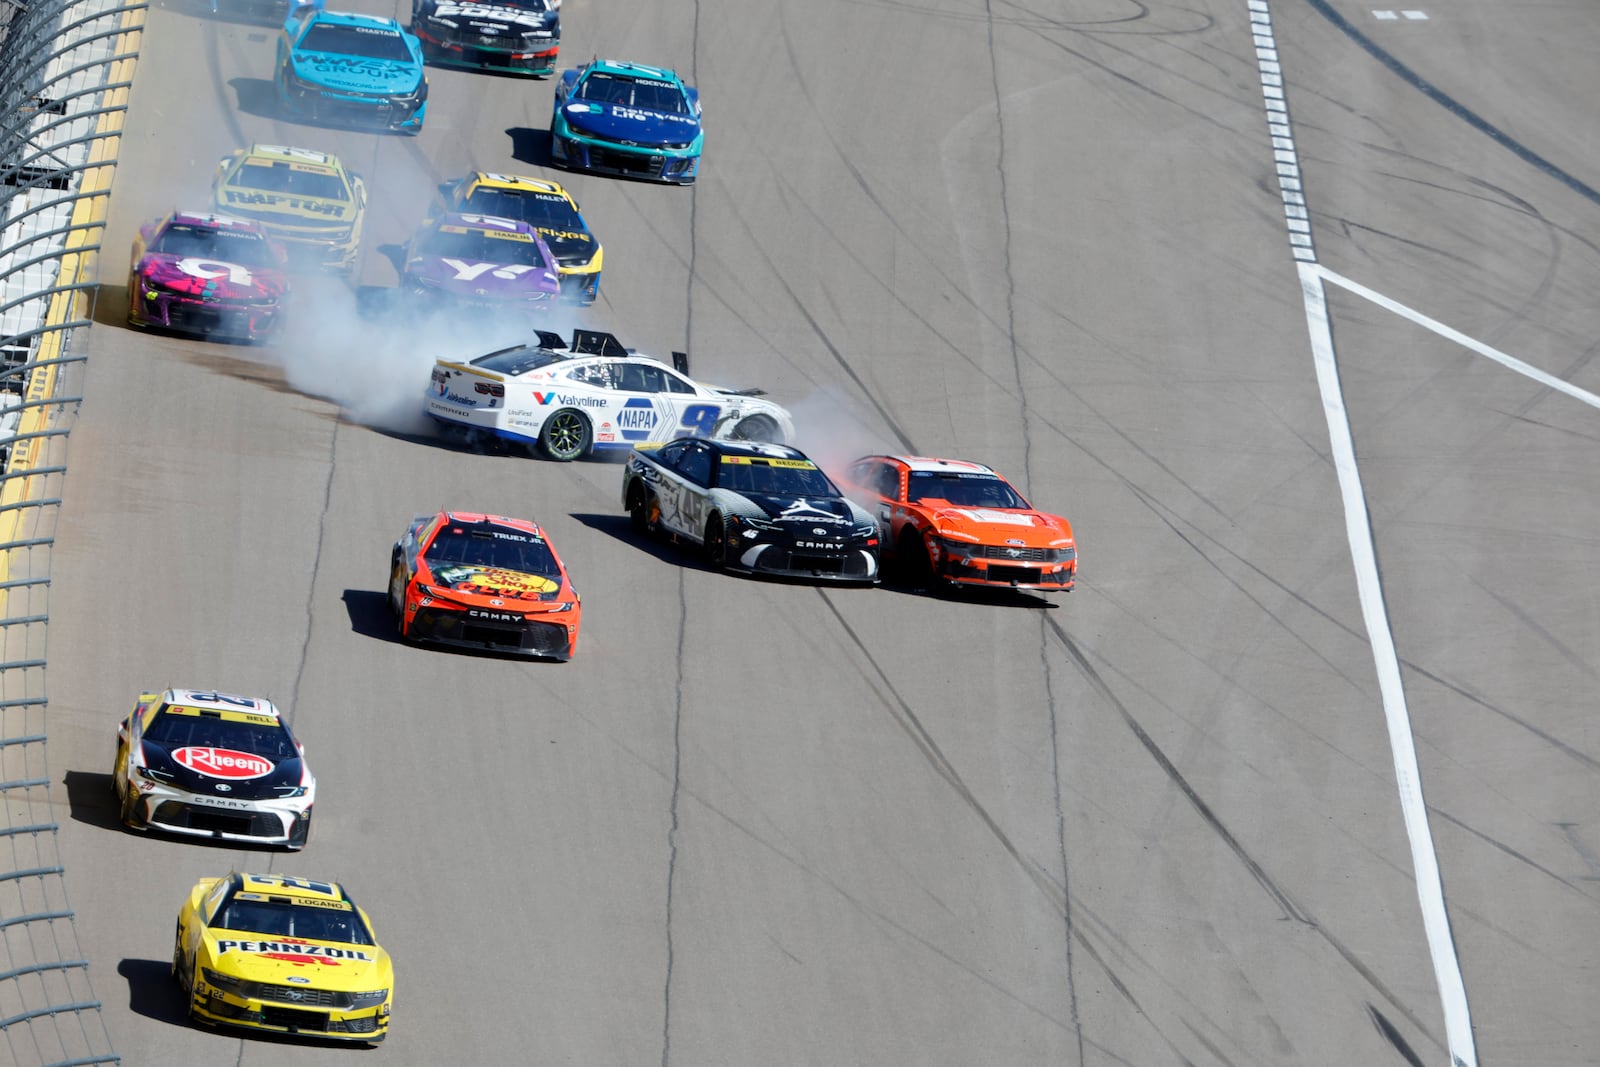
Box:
617 398 657 441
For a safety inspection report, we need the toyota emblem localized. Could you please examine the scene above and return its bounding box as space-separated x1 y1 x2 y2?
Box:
214 784 232 793
813 528 827 535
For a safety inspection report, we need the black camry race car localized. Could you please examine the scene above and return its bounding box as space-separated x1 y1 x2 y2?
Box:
622 437 880 583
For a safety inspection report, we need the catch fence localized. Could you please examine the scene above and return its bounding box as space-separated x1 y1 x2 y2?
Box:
0 0 143 1061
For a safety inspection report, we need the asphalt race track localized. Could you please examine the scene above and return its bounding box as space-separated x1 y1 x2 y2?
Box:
41 0 1600 1063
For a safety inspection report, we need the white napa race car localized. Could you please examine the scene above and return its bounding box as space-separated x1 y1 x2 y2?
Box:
424 329 795 461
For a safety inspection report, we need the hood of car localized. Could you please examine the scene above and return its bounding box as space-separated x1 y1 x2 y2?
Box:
405 255 559 298
738 495 860 525
418 0 556 34
559 100 699 147
422 561 567 603
139 740 306 800
202 932 389 991
135 254 285 300
925 506 1073 546
214 188 358 229
290 51 420 93
532 227 597 267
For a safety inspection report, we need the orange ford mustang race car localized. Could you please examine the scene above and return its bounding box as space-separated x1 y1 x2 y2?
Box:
843 455 1077 591
387 511 581 659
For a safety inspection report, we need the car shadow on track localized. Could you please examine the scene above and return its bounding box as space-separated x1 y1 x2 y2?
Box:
569 512 718 572
228 77 280 121
343 589 401 644
878 572 1061 609
61 770 122 832
506 127 555 168
118 959 188 1025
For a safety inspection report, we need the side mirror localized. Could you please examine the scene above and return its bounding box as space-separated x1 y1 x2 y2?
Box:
671 351 688 375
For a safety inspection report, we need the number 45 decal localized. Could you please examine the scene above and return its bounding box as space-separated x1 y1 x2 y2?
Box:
678 404 722 436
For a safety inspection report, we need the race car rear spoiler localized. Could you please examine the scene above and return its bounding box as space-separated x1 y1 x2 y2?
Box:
533 328 690 374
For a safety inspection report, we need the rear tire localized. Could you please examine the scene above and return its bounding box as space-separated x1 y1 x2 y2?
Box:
704 514 728 571
540 409 591 462
627 482 656 536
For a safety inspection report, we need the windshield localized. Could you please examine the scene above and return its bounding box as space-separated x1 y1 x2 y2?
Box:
230 161 348 201
416 227 549 267
151 225 274 267
425 526 562 576
577 72 688 114
144 710 298 760
213 896 374 945
715 457 838 497
907 472 1028 509
470 347 562 375
461 189 583 232
299 24 413 62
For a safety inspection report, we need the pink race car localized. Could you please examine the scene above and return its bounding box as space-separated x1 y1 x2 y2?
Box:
127 212 289 343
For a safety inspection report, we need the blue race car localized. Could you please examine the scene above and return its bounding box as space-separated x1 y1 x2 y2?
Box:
276 5 429 134
550 60 702 185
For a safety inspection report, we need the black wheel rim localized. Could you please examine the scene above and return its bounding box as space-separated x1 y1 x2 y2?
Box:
545 412 586 459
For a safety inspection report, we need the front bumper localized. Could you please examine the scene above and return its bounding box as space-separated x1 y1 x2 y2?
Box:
405 604 577 660
416 27 557 75
929 542 1076 590
728 537 879 584
191 977 388 1042
126 782 311 848
129 287 282 341
549 121 699 184
277 72 427 133
557 267 600 305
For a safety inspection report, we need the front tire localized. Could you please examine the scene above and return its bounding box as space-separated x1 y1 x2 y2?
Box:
388 554 409 638
899 529 934 589
540 408 591 462
731 414 782 444
704 514 728 571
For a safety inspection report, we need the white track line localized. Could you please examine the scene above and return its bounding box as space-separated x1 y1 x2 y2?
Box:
1249 3 1479 1065
1316 265 1600 411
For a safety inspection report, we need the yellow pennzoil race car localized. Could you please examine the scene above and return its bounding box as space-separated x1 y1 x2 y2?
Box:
173 872 393 1044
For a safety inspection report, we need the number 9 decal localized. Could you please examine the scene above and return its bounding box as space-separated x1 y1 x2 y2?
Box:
679 404 721 436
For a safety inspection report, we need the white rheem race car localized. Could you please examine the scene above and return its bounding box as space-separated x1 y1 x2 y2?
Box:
424 329 795 461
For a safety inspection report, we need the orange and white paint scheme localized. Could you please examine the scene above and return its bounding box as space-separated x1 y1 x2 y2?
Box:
843 455 1077 592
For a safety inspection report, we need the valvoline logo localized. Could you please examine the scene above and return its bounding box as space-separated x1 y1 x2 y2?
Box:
617 398 656 441
173 746 274 779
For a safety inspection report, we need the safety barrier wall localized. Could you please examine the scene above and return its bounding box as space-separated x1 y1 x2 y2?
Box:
0 0 143 1061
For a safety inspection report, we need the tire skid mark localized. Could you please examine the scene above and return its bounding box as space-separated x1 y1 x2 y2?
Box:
1429 808 1593 901
1044 614 1449 1049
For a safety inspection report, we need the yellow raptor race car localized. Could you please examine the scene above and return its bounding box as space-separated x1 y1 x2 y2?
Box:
212 144 368 274
173 872 393 1043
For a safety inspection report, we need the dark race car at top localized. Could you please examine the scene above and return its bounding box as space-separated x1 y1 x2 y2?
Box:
623 437 880 583
410 0 559 76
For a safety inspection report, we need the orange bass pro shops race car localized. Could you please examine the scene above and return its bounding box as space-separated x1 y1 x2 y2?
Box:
388 511 581 659
844 455 1077 591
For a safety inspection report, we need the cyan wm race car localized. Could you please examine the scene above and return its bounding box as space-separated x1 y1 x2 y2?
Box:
113 689 315 850
276 6 428 134
425 329 792 461
401 212 561 320
435 172 601 304
622 438 880 583
550 59 702 184
411 0 558 76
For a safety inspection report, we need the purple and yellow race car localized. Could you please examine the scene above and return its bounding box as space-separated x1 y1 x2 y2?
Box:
127 212 289 343
400 212 560 321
